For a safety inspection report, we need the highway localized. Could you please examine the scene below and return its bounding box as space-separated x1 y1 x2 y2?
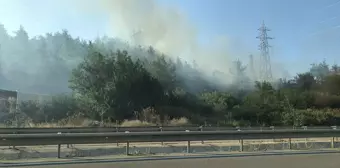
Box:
20 153 340 168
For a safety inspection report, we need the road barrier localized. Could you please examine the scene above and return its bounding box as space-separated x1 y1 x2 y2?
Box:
0 126 335 134
0 129 339 158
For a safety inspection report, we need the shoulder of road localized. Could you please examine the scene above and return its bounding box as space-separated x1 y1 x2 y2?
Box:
1 150 340 168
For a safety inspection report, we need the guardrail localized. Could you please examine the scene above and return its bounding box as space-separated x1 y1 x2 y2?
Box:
0 126 336 134
0 129 339 158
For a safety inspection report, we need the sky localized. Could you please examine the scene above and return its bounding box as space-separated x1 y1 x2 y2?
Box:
0 0 340 76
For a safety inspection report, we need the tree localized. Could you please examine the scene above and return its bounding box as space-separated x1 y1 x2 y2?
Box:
199 91 238 123
0 24 9 45
331 64 340 74
243 81 282 126
2 22 340 127
146 55 177 93
294 72 316 91
310 60 330 83
322 74 340 95
69 49 165 121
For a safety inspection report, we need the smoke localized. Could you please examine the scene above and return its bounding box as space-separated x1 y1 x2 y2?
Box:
74 0 291 83
0 0 287 95
72 0 236 77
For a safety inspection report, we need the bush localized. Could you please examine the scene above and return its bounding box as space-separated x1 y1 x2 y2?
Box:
138 107 161 125
18 95 79 124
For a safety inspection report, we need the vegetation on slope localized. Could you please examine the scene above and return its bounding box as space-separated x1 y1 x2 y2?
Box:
1 25 340 127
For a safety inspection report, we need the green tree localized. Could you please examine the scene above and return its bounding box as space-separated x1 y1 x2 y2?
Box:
322 74 340 95
294 72 316 91
69 49 165 121
243 81 283 126
146 55 177 92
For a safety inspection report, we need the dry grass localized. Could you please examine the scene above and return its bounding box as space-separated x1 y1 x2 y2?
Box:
1 117 190 128
114 117 190 127
11 118 99 128
0 106 191 128
119 117 190 127
25 121 86 128
168 117 189 126
120 120 156 127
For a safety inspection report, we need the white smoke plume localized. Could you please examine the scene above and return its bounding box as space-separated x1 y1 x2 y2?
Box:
72 0 236 76
72 0 289 82
0 0 288 94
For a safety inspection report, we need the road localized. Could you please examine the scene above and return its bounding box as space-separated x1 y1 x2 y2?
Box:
19 153 340 168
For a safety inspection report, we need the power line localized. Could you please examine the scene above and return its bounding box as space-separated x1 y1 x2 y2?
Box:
131 29 143 45
318 0 340 11
319 16 338 24
309 24 340 37
325 0 340 9
313 1 340 37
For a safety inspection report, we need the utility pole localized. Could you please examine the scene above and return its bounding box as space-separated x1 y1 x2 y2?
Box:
131 29 143 47
230 59 247 89
256 21 273 82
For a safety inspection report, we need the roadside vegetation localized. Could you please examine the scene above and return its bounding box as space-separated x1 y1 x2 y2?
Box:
1 25 340 127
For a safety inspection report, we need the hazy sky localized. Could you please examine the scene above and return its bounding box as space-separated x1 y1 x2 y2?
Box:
0 0 340 76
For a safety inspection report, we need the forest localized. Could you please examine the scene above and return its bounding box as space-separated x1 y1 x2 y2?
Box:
1 24 340 127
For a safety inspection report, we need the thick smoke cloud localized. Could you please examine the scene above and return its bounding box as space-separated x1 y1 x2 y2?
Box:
73 0 289 82
0 0 287 97
73 0 237 75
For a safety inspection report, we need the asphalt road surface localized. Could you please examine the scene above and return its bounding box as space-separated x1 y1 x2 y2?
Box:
21 153 340 168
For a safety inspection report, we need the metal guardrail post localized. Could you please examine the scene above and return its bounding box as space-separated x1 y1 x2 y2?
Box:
66 131 70 148
126 142 130 155
185 130 191 153
236 127 242 145
331 137 335 148
238 125 243 152
302 126 308 142
125 131 130 155
199 126 204 144
187 141 191 153
270 126 275 142
11 131 16 149
288 138 292 150
57 132 62 158
240 139 244 152
331 126 337 141
331 126 337 148
116 126 119 146
160 127 163 146
57 144 61 158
